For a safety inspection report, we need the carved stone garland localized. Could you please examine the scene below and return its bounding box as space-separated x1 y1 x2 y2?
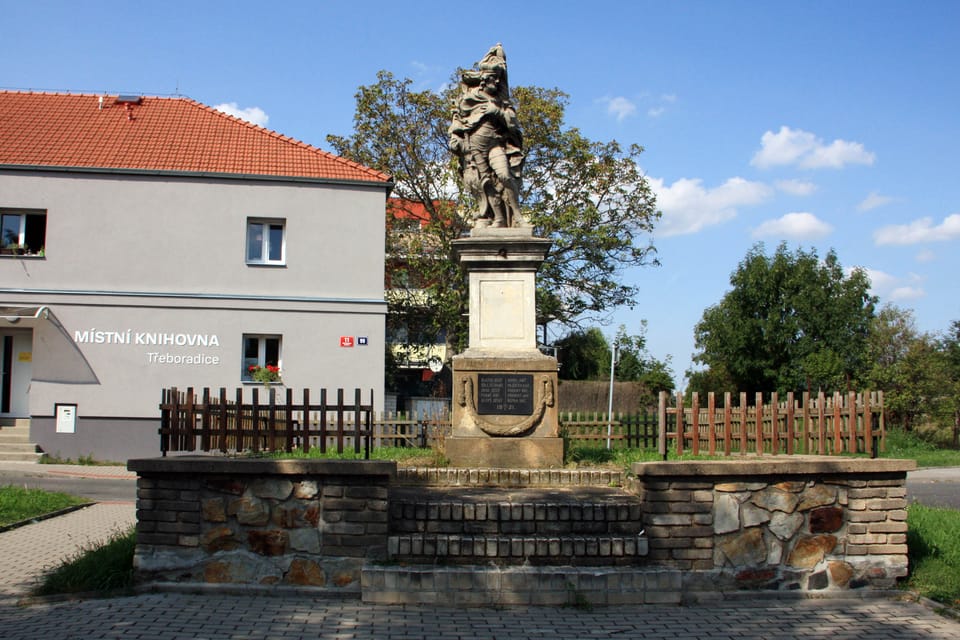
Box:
456 374 555 436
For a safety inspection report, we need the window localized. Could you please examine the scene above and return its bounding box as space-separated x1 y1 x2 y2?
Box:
1 209 46 255
242 334 282 382
246 218 285 265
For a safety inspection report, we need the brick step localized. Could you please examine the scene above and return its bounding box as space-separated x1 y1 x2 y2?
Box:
390 486 643 535
387 533 648 566
362 565 680 606
396 467 625 488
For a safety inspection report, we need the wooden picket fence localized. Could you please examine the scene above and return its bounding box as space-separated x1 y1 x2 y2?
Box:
158 387 655 455
159 387 884 459
559 412 659 448
159 387 375 458
657 390 885 457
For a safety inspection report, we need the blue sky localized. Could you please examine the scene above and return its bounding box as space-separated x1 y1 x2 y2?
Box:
4 0 959 387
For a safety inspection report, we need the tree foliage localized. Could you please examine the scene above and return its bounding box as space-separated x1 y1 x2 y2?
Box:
556 325 675 406
691 243 876 394
327 71 660 355
860 306 960 446
556 328 610 381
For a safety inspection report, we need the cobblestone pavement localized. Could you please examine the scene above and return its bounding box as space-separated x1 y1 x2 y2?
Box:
2 593 959 640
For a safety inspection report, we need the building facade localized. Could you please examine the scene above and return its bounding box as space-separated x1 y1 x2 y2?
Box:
0 91 391 460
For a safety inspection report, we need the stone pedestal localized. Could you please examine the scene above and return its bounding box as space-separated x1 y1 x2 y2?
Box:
448 229 562 468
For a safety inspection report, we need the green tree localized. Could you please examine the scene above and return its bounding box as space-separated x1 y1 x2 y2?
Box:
943 320 960 447
862 305 953 431
692 243 876 394
556 328 610 380
556 325 675 404
328 72 660 356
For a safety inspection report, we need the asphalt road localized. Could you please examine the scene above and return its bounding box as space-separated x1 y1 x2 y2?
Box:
0 465 957 509
905 467 960 510
0 470 136 503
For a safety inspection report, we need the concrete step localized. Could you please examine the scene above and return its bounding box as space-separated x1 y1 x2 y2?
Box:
0 430 32 444
0 421 40 461
0 450 42 462
362 565 682 606
0 442 38 453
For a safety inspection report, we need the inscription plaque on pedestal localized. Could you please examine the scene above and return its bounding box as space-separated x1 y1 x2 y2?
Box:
477 374 534 415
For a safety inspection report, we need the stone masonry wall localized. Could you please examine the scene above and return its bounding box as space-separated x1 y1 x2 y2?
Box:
129 458 395 593
631 457 915 595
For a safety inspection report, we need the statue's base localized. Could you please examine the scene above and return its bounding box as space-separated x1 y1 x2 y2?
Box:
445 436 564 469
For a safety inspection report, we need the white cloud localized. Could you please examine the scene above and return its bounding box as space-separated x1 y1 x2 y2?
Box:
889 286 926 301
751 126 875 169
863 268 926 302
600 96 637 122
752 212 833 240
651 176 773 236
213 102 269 127
915 249 936 263
857 191 894 212
873 213 960 245
775 179 817 196
647 106 666 118
864 268 896 291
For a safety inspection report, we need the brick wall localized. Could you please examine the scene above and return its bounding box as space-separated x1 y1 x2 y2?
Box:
129 458 394 593
631 457 915 594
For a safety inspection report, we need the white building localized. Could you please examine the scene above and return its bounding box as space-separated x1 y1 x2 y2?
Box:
0 91 391 460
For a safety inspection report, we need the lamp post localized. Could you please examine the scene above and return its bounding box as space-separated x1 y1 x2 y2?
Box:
606 340 618 449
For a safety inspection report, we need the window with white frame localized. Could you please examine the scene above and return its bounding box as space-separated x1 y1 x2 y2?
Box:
1 209 46 255
246 218 285 265
242 334 282 382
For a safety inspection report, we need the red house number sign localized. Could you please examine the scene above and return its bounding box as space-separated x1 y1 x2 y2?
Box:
340 336 354 348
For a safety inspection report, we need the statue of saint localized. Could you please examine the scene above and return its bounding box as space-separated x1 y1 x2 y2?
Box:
449 44 528 228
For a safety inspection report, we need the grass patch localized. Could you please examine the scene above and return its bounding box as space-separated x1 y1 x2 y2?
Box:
566 444 727 469
905 503 960 606
260 445 447 467
883 429 960 468
39 452 123 466
0 485 89 527
34 527 136 596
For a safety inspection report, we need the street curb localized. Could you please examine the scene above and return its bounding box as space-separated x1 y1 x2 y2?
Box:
899 591 960 621
15 587 135 607
0 502 94 533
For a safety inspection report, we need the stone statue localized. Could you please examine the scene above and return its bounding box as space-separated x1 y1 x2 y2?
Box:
449 44 529 229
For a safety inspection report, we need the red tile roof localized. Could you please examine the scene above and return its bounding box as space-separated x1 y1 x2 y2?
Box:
0 91 391 185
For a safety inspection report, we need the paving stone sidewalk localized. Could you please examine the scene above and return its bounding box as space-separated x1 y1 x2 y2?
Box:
0 503 137 598
1 592 959 640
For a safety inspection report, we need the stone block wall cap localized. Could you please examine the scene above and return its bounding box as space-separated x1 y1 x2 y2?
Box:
631 456 916 477
466 227 538 239
452 234 552 264
453 351 558 369
128 456 397 478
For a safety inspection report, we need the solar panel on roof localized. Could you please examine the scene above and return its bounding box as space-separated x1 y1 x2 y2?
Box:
115 95 142 104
